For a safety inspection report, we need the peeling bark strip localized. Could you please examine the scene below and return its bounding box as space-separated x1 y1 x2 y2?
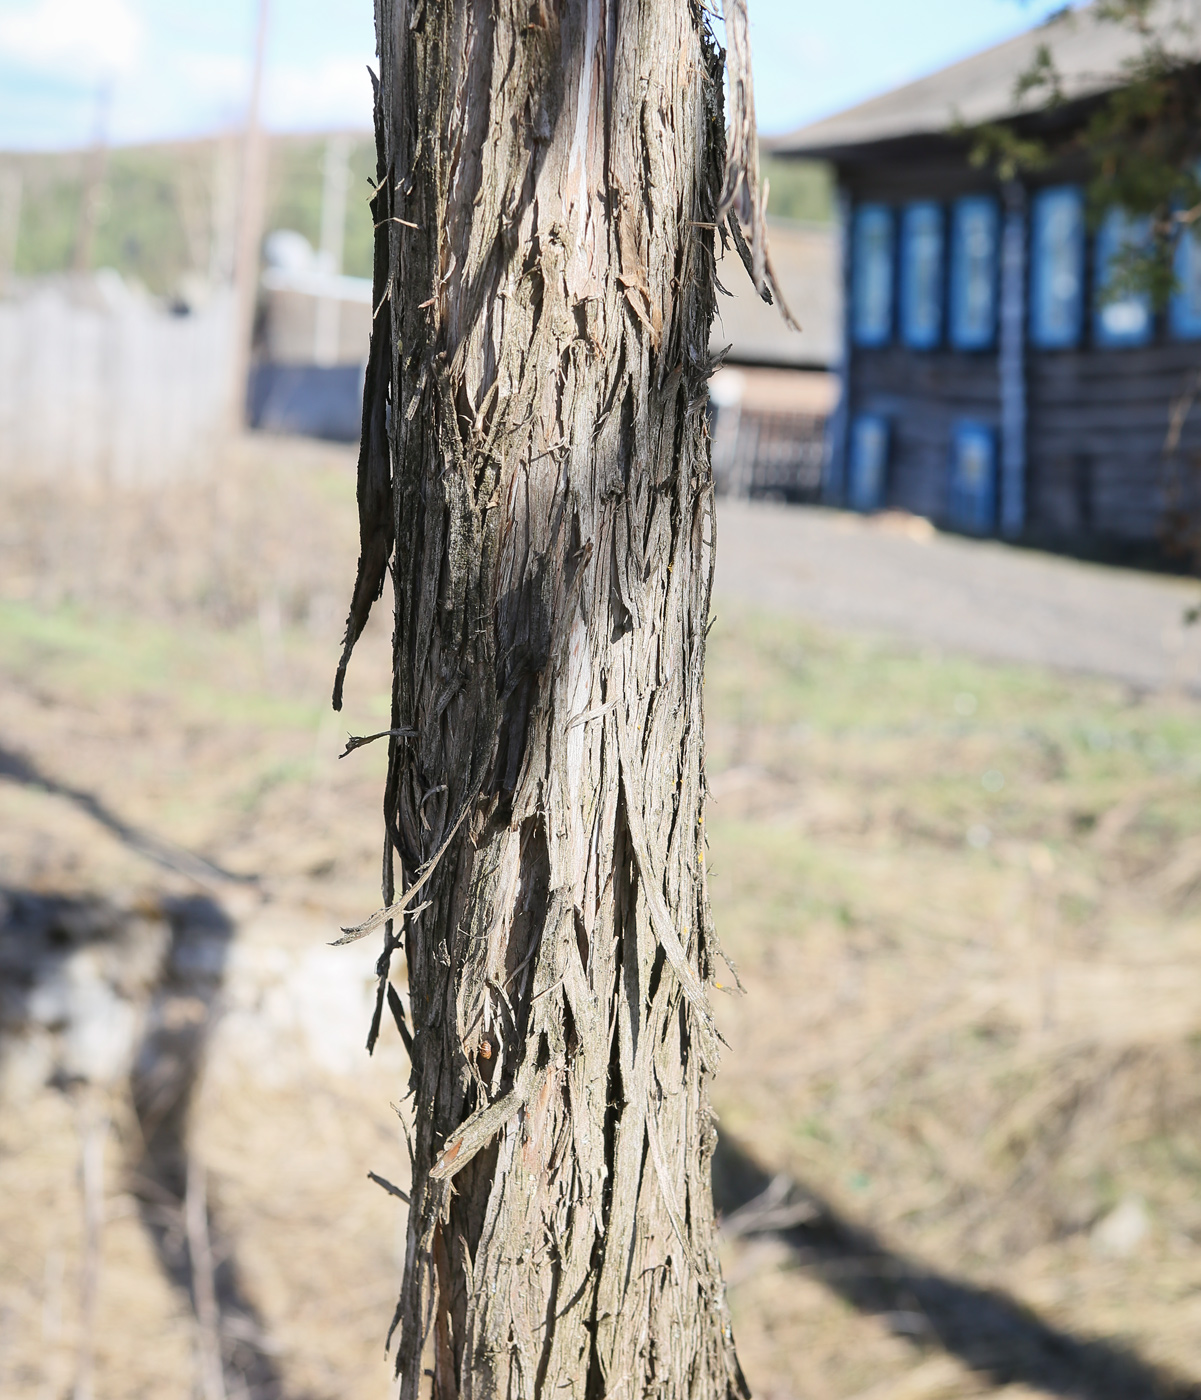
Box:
333 68 396 714
345 1 768 1395
717 0 798 328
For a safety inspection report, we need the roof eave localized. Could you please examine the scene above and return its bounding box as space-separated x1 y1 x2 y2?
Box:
764 88 1117 166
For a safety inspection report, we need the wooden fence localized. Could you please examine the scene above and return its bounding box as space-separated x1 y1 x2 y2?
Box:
0 275 235 483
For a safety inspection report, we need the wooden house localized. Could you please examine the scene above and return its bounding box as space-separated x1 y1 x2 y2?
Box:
770 5 1201 551
248 229 373 442
707 219 840 500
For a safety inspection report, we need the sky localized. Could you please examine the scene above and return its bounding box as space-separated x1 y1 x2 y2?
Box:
0 0 1076 151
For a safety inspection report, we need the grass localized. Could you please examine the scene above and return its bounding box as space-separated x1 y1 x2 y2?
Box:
0 437 394 894
707 608 1201 864
0 597 327 731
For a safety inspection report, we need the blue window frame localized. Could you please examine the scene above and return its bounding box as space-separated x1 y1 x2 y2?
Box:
1030 186 1085 349
900 202 944 349
849 414 889 511
947 422 997 534
852 204 894 347
949 196 999 349
1170 221 1201 339
1094 208 1153 347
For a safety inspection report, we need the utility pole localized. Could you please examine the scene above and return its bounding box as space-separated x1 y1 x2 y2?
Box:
208 130 240 288
314 132 352 365
0 163 21 295
229 0 270 430
73 84 112 275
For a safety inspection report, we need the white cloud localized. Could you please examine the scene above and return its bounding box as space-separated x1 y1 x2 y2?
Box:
0 0 144 77
265 55 374 132
178 50 251 111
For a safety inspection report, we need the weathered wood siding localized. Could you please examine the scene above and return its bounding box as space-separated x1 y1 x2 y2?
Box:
1026 342 1201 541
0 278 234 484
852 347 999 520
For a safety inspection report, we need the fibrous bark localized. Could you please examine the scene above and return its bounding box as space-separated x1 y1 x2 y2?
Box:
336 2 769 1395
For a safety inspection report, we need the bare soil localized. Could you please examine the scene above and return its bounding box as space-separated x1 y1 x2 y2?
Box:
2 439 1200 1399
715 499 1201 695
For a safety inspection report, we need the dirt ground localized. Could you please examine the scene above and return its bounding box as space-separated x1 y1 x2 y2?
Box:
2 437 1201 1400
715 499 1201 694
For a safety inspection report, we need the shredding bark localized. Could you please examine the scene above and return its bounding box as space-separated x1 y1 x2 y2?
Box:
336 1 784 1394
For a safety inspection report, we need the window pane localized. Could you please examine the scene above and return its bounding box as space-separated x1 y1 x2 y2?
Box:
849 414 889 510
947 422 997 534
949 196 998 349
1030 186 1084 349
852 204 894 346
1094 208 1152 347
900 202 944 349
1170 222 1201 339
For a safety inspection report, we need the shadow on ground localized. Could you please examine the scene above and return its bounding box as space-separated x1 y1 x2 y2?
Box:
0 742 251 886
713 1135 1201 1400
131 893 295 1399
0 888 296 1400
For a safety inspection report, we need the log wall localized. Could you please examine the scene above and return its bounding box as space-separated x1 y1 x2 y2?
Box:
838 150 1201 547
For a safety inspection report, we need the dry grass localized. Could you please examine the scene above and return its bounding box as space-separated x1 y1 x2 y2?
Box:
706 611 1201 1398
1 440 1200 1398
0 439 407 1400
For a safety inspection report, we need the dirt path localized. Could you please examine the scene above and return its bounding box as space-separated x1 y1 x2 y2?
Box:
716 500 1201 692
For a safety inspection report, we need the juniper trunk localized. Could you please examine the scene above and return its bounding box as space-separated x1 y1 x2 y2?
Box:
339 1 754 1395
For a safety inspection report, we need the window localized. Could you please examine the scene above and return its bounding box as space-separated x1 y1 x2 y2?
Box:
949 196 999 350
900 202 944 348
1094 208 1153 347
947 422 997 534
1030 186 1085 349
852 204 894 347
849 414 889 511
1170 221 1201 339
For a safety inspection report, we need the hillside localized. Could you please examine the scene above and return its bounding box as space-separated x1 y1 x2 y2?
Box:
0 133 377 299
0 137 831 302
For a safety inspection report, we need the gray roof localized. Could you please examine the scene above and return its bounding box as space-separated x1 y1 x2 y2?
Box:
711 219 839 368
768 2 1199 159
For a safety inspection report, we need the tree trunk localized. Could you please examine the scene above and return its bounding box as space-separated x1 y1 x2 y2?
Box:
336 2 771 1395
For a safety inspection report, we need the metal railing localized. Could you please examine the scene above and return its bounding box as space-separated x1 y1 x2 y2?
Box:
711 403 829 501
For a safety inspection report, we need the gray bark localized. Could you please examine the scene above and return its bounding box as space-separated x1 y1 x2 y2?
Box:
335 2 770 1395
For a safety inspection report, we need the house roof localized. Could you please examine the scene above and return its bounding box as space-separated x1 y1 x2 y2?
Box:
768 2 1200 161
